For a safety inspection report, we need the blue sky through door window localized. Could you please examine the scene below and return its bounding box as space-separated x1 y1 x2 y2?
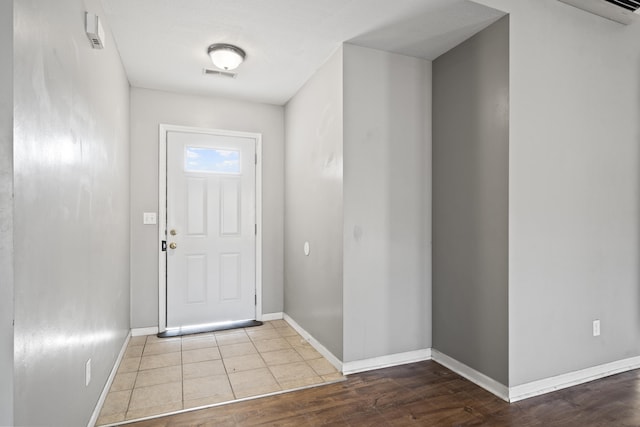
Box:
185 146 241 174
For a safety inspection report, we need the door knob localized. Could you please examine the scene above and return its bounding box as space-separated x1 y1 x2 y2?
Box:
169 242 177 250
170 229 177 236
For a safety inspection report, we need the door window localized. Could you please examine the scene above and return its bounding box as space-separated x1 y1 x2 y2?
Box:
185 146 241 174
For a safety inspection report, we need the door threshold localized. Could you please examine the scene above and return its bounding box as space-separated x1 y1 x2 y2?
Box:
158 319 263 338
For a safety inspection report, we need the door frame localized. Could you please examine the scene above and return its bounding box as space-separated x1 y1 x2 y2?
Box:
158 124 263 334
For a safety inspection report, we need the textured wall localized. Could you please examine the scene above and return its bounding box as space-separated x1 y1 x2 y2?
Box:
13 0 131 424
432 16 510 385
284 48 344 359
129 88 285 328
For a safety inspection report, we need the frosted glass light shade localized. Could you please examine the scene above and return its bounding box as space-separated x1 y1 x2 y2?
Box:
207 44 246 71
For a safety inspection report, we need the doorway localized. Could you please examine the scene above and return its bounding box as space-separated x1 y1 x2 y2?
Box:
158 124 263 334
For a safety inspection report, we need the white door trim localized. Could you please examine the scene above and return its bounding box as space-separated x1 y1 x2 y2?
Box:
158 124 263 333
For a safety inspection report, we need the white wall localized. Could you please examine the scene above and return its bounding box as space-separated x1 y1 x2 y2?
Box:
473 0 640 386
284 48 344 359
13 0 131 425
0 1 13 424
342 45 431 363
130 87 285 328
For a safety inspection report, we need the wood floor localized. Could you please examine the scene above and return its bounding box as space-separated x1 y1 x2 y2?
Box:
123 360 640 426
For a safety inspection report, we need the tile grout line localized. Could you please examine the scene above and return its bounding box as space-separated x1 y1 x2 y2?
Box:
100 321 344 425
238 329 269 396
218 329 240 400
269 326 300 389
210 332 235 406
122 337 147 421
252 330 283 392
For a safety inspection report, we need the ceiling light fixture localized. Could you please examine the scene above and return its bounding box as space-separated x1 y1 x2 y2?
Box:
207 43 246 71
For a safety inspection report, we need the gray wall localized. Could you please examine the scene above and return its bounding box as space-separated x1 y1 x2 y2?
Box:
473 0 640 386
342 44 432 363
13 1 131 425
130 88 285 328
0 1 13 424
284 48 344 359
432 16 509 385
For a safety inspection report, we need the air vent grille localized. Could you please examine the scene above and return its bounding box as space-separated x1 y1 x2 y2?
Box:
85 12 105 49
89 38 103 49
558 0 640 24
203 68 237 79
604 0 640 11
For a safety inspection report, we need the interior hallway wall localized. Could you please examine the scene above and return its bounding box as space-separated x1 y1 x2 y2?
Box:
342 44 431 363
284 48 344 359
432 16 509 385
129 88 285 328
473 0 640 386
0 1 13 424
13 0 131 425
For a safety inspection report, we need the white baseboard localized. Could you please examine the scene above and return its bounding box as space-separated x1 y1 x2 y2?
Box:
131 326 158 337
342 349 432 375
88 331 131 427
283 314 343 372
509 355 640 402
428 350 640 404
432 349 510 402
260 312 284 322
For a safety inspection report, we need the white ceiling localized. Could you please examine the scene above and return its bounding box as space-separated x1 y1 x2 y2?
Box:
100 0 506 106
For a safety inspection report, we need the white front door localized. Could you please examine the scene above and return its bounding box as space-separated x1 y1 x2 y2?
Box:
166 130 256 328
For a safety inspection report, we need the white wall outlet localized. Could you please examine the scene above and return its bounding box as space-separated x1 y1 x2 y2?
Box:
85 358 91 386
143 212 157 225
593 319 601 337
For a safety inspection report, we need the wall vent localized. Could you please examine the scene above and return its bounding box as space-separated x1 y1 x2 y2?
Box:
203 68 237 79
85 12 105 49
558 0 640 24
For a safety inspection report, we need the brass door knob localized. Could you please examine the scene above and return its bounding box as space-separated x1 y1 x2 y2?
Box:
169 242 177 250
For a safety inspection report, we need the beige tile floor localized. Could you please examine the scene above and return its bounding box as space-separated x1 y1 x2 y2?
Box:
96 320 345 425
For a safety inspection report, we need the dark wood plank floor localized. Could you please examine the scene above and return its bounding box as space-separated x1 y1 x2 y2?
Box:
122 360 640 426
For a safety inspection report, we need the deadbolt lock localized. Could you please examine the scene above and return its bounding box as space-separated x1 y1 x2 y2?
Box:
169 242 177 250
170 229 177 236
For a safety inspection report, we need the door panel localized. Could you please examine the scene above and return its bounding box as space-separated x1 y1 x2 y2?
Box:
166 130 256 328
221 179 240 235
186 254 207 303
186 178 206 235
220 253 241 300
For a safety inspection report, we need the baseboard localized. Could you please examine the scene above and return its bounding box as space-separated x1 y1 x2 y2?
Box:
509 355 640 402
342 349 432 375
430 350 640 403
260 312 284 322
88 331 131 427
431 349 510 402
131 326 158 337
283 314 343 372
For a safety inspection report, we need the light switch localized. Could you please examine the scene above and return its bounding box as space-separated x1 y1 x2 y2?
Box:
143 212 157 225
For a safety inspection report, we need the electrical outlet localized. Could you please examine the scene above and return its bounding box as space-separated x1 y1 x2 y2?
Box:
85 359 91 386
593 320 601 337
